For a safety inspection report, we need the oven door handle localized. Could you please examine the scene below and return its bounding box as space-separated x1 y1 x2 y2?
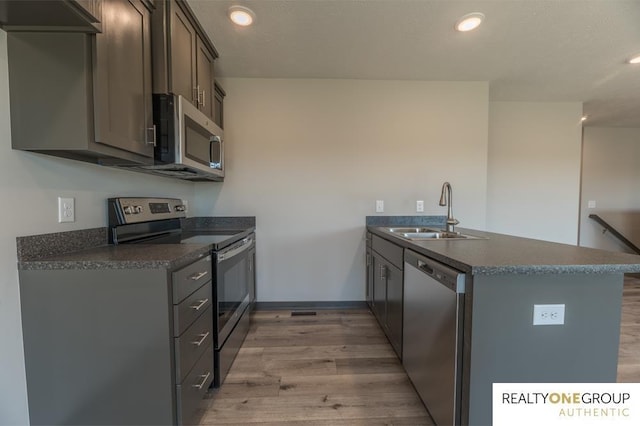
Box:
218 237 253 263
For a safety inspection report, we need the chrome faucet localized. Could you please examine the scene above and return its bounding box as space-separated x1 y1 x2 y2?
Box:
439 182 459 233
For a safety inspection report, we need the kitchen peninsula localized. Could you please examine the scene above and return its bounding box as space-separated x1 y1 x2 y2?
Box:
367 221 640 426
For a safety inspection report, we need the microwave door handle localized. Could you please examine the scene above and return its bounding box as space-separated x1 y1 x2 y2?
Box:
210 135 222 169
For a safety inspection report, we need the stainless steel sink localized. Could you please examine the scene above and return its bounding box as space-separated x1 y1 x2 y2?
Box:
384 227 482 240
386 227 438 233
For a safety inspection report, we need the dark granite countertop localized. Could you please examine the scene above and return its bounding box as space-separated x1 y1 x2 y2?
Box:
368 226 640 275
18 244 213 271
17 217 255 271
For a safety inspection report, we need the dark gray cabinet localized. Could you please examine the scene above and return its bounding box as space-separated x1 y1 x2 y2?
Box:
248 245 257 308
365 232 374 308
94 0 154 158
372 254 386 320
385 262 403 354
8 0 155 165
214 81 226 128
0 0 102 32
18 254 214 425
152 0 219 121
370 234 404 358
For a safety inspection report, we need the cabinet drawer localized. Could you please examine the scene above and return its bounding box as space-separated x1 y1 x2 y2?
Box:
372 235 403 269
174 282 211 337
175 306 213 383
173 255 212 304
176 344 214 426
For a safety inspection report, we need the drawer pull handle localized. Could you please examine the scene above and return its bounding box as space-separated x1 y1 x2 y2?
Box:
190 298 209 311
191 331 210 347
192 372 211 389
189 271 208 281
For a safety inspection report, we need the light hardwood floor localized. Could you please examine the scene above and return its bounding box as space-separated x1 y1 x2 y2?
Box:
201 309 434 425
617 275 640 382
201 278 640 425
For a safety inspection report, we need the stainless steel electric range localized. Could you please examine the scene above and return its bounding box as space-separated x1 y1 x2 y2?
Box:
108 197 254 387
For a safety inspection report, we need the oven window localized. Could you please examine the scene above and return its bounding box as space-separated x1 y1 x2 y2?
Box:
216 252 248 336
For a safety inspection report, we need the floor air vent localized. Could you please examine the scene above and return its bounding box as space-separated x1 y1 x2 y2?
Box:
291 311 317 316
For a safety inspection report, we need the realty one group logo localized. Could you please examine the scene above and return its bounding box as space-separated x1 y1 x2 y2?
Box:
493 383 640 426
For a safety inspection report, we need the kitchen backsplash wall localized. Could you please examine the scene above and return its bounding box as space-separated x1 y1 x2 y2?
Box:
0 30 196 425
194 78 490 303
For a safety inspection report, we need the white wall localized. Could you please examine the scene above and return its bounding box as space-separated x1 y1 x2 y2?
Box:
580 127 640 252
0 30 197 425
486 102 583 244
195 78 489 302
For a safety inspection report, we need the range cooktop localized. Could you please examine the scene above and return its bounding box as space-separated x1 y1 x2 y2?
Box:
108 197 244 247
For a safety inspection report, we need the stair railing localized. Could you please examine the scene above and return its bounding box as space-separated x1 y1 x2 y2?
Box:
588 214 640 255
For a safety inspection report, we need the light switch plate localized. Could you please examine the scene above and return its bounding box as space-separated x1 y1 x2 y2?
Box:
416 200 424 212
375 200 384 213
588 200 596 209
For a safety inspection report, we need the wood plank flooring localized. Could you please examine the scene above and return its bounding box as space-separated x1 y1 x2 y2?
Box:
617 276 640 382
201 309 434 425
201 277 640 425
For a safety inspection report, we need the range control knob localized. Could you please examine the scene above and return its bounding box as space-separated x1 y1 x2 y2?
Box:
175 205 186 212
134 205 143 214
123 206 134 215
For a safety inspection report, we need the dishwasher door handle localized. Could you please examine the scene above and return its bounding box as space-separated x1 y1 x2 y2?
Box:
407 250 466 294
417 260 434 276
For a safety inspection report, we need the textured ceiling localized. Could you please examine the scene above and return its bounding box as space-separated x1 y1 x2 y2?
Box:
187 0 640 127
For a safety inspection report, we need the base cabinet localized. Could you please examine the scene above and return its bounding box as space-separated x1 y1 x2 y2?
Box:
248 245 257 308
370 234 404 358
365 232 374 308
18 255 214 425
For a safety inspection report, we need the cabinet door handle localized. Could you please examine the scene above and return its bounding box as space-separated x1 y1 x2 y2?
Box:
192 372 211 389
200 89 205 107
190 298 209 311
380 264 386 280
189 271 208 281
191 331 210 347
146 126 156 146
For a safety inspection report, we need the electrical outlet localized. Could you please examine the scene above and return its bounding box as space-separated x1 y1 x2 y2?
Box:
376 200 384 213
588 200 596 209
58 197 75 223
533 304 565 325
416 200 424 212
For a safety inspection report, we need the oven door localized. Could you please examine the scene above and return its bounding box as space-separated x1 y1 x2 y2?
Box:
214 235 253 348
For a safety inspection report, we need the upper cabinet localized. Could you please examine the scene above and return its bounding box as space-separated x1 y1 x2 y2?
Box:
214 81 226 129
0 0 103 32
7 0 226 179
152 0 219 121
8 0 155 165
93 0 154 158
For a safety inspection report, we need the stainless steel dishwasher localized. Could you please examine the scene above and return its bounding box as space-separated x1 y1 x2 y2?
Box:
403 249 466 426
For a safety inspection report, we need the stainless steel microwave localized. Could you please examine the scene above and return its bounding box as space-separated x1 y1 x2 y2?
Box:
117 94 224 181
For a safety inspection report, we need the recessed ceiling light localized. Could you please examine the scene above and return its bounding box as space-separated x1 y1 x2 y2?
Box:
628 54 640 64
581 115 588 122
455 12 485 32
229 5 255 27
